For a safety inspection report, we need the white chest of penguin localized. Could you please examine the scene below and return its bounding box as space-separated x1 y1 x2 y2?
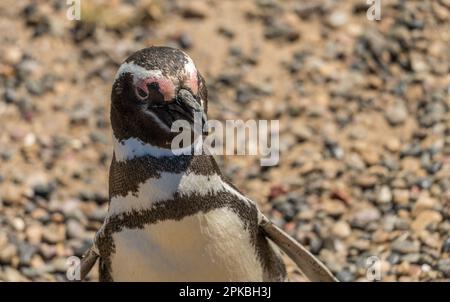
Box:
109 207 264 281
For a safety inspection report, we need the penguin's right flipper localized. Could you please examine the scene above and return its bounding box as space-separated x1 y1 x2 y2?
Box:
259 214 338 282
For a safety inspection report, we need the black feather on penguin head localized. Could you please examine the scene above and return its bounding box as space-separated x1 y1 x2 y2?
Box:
110 47 208 149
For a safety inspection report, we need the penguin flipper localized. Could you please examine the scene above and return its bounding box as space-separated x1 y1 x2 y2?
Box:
259 214 338 282
79 247 99 281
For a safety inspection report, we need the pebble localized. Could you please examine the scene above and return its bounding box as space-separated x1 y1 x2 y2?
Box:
332 221 351 238
411 210 442 232
336 269 354 282
392 239 420 254
354 175 377 188
4 47 23 65
4 88 18 104
181 1 209 19
0 244 17 264
377 186 392 204
393 189 410 205
385 101 408 125
33 183 54 200
12 217 25 232
42 224 66 244
264 19 300 42
0 231 7 249
67 219 86 239
438 260 450 278
351 207 380 228
413 194 438 215
26 224 43 245
2 267 28 282
321 199 346 217
387 253 401 265
327 11 348 28
443 237 450 253
174 32 193 50
18 241 37 265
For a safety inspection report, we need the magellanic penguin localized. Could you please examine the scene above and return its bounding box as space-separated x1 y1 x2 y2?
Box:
81 47 337 282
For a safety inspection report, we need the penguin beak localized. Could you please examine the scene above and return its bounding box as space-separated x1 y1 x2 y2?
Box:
168 88 207 126
144 88 207 133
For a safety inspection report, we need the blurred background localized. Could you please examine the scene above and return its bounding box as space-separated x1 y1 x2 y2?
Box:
0 0 449 281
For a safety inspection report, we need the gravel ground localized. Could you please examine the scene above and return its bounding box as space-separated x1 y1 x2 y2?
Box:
0 0 449 281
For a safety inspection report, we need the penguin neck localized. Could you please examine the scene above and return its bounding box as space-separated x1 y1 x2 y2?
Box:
107 146 231 217
112 134 204 162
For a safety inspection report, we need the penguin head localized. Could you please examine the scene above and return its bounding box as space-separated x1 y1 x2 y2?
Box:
111 47 208 149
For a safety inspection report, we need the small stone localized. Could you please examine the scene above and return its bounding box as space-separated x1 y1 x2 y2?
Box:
26 80 44 96
309 237 323 255
437 259 450 278
392 239 420 254
332 221 351 238
351 207 381 228
327 11 348 28
4 46 23 65
264 20 300 42
387 253 401 265
443 237 450 253
411 210 442 232
175 32 193 50
67 219 86 239
0 243 17 264
51 257 69 273
336 269 354 282
393 189 410 205
377 186 392 204
355 175 377 188
39 244 57 260
324 139 344 159
181 1 209 19
12 217 26 232
26 224 43 245
2 184 23 205
23 133 36 147
426 161 443 174
42 224 66 244
217 26 235 39
70 239 92 257
385 101 408 125
18 241 37 266
413 194 438 215
31 208 50 222
385 137 401 152
0 231 8 249
294 2 322 19
3 267 28 282
33 182 54 200
4 88 18 104
359 148 379 166
291 122 312 141
86 207 106 222
402 253 421 263
321 199 346 216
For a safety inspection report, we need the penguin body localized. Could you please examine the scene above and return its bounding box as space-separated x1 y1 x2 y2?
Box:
96 153 286 281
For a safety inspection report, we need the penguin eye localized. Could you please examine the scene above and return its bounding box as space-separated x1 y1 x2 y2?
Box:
146 82 165 105
136 86 148 100
135 77 175 104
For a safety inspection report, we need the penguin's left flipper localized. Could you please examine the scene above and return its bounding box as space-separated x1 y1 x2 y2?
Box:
259 214 338 282
79 247 99 281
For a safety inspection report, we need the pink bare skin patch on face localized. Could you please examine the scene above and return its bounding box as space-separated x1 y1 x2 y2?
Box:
187 70 198 94
183 59 199 94
135 77 176 102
